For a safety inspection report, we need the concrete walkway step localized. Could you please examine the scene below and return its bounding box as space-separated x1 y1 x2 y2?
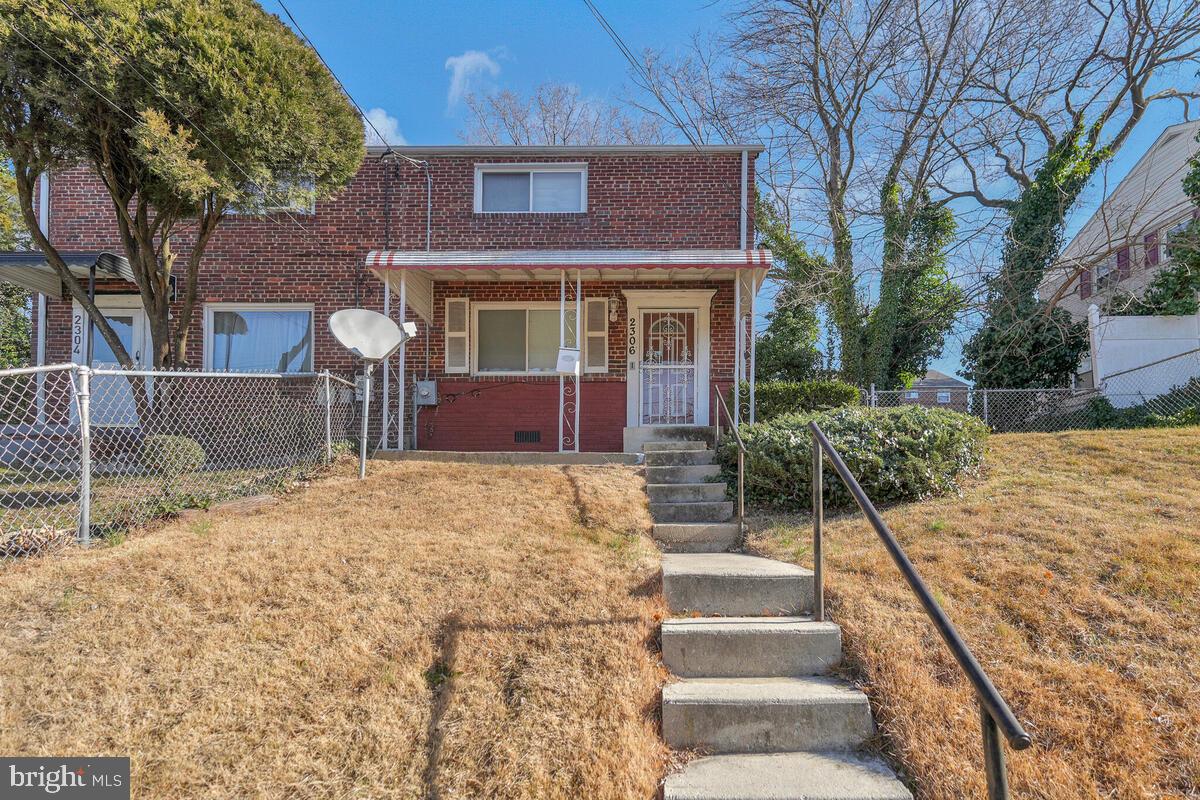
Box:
662 676 875 754
645 450 716 467
647 464 722 484
664 751 912 800
662 553 813 616
648 482 728 503
653 522 741 553
651 500 733 524
645 440 711 452
662 617 841 677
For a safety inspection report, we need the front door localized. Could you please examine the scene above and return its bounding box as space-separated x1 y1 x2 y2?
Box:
72 299 149 426
640 310 697 425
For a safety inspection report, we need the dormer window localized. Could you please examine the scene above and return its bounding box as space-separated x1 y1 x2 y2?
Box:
475 164 587 213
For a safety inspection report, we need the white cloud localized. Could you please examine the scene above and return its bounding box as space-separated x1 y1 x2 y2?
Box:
444 49 501 107
363 107 406 147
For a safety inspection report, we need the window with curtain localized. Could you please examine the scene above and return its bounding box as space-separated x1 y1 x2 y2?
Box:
208 306 313 372
477 166 586 213
475 306 577 374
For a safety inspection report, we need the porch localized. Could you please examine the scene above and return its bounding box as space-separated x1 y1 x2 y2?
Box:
365 249 769 453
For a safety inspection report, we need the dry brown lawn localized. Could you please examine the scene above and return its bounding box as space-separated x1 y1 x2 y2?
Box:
0 460 667 799
751 427 1200 800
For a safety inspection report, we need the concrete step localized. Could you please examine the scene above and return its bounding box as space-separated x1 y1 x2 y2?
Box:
645 440 711 452
647 464 722 484
662 617 841 678
645 450 716 467
653 523 741 553
651 501 733 524
662 553 813 616
662 676 875 754
625 425 716 452
664 752 912 800
648 482 728 504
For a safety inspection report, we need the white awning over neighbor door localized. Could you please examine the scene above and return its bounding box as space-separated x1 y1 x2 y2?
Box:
365 248 772 322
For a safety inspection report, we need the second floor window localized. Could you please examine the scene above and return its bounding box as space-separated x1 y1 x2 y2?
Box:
475 164 586 213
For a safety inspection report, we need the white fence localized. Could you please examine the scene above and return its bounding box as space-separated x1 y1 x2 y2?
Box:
0 364 358 562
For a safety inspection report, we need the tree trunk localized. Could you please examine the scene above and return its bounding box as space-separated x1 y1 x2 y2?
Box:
863 180 911 387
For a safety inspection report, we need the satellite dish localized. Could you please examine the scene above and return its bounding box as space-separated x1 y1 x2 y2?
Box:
329 308 415 364
328 308 420 480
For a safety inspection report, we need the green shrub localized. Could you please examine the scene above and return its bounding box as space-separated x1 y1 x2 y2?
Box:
719 405 988 511
141 434 206 477
733 379 861 422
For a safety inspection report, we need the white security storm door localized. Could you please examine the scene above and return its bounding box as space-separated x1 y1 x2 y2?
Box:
640 310 698 425
72 298 149 426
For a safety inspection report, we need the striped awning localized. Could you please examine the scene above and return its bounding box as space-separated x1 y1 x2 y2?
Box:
0 251 135 298
365 248 772 269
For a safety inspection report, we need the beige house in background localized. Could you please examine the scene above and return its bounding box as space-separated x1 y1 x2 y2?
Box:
1037 120 1200 389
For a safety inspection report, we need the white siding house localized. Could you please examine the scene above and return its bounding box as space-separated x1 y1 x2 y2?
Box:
1037 120 1200 391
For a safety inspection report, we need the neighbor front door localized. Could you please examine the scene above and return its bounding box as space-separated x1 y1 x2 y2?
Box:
72 298 149 426
639 309 698 425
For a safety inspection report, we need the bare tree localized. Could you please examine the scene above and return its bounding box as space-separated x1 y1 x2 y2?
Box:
459 82 664 145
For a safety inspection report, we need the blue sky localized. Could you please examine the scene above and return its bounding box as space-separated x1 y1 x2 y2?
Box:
277 0 1189 379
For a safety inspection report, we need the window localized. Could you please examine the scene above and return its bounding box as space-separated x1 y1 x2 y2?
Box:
205 304 313 372
905 390 919 400
583 298 609 373
444 298 469 373
472 303 578 375
1095 254 1118 290
475 164 587 213
1164 218 1192 261
937 391 951 404
230 176 316 215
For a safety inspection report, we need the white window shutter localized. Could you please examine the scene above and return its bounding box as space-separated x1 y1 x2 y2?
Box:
584 298 608 373
445 298 469 373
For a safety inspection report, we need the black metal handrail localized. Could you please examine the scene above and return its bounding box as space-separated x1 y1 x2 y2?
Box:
712 387 746 543
808 421 1031 799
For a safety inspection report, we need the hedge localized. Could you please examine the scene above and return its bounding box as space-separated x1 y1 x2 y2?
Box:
141 434 206 477
733 379 860 422
718 405 988 511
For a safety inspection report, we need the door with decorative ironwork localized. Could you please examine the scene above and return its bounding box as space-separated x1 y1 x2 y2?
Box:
639 310 697 425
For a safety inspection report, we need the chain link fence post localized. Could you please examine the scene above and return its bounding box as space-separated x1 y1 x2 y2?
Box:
76 364 91 546
869 383 876 408
982 389 989 428
323 370 333 464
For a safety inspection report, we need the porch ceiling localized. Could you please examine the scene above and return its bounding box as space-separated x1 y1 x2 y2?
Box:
367 249 771 323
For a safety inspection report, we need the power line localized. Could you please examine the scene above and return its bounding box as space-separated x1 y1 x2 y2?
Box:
52 0 321 244
579 0 703 151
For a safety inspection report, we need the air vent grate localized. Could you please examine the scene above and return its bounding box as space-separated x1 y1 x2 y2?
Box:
514 430 541 444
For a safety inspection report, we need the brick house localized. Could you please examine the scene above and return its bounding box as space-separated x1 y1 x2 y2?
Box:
898 369 969 412
9 144 768 453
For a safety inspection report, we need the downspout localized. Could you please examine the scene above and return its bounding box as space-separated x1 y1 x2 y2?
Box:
379 270 390 448
36 173 49 423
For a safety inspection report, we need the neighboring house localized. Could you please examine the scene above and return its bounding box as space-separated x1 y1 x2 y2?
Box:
3 145 767 453
1038 120 1200 389
899 369 969 411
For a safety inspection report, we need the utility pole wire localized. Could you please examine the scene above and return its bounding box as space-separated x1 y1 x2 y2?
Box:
52 0 322 245
579 0 703 151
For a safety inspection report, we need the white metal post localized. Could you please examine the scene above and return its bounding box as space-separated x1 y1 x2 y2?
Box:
749 274 757 424
982 389 990 427
76 365 91 545
380 272 391 449
733 274 742 426
398 271 407 451
359 367 371 480
575 268 581 453
323 369 332 463
559 269 566 452
870 384 877 408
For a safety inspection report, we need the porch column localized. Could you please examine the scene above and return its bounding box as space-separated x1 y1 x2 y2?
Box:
575 267 581 453
749 274 757 424
559 270 565 452
397 271 407 451
380 271 390 448
733 272 742 426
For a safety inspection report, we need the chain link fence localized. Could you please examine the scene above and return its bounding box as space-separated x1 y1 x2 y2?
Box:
869 348 1200 432
0 364 357 563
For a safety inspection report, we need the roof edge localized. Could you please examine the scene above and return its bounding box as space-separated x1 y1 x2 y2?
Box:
367 143 765 157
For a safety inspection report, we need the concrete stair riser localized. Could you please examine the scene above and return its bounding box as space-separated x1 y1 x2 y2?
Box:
662 617 842 678
651 501 734 524
645 450 716 467
652 523 741 553
648 483 728 503
644 441 711 452
624 425 716 451
662 676 875 754
646 464 722 484
664 752 914 800
662 553 813 616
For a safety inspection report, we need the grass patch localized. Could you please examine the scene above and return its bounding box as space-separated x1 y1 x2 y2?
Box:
0 460 666 799
750 427 1200 799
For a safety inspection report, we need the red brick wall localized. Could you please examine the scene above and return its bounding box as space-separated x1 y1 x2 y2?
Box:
41 149 756 450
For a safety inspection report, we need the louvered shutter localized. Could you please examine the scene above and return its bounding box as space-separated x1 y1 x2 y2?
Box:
445 298 469 373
